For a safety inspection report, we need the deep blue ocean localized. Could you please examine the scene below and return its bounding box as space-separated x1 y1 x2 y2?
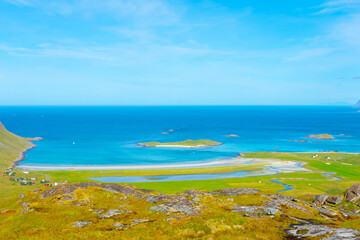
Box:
0 106 359 168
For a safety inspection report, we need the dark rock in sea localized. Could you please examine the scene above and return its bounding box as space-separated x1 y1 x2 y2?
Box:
345 183 360 203
211 188 259 196
326 196 343 205
224 134 239 137
296 140 308 143
73 221 92 228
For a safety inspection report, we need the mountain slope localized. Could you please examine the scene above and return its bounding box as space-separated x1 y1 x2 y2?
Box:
0 121 34 168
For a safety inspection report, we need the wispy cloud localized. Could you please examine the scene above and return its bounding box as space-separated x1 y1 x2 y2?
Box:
314 0 360 14
0 42 233 64
4 0 179 24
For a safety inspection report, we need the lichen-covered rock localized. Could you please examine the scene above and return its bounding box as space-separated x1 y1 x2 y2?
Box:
232 205 279 217
210 188 259 196
313 194 330 205
145 195 174 203
99 209 132 218
40 182 155 199
286 224 360 239
345 183 360 203
149 197 202 215
327 196 343 205
182 189 211 197
72 221 92 228
313 206 338 216
131 219 150 225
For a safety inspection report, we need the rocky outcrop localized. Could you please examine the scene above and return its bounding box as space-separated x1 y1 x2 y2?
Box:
99 209 132 219
345 183 360 203
327 196 343 205
144 194 175 203
313 194 330 205
72 221 92 228
286 224 360 239
210 188 259 196
149 197 203 216
40 182 155 199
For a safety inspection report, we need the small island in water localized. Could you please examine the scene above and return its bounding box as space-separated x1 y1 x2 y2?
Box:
305 134 335 140
137 139 222 148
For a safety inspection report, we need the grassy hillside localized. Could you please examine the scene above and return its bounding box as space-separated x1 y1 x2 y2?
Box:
0 121 34 168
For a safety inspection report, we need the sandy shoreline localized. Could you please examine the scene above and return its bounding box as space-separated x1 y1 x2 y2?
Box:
17 157 306 171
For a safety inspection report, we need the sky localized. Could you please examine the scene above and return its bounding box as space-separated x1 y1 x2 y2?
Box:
0 0 359 105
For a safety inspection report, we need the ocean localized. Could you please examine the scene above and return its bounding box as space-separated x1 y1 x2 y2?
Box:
0 106 359 168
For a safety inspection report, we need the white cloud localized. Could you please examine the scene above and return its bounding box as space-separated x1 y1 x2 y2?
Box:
4 0 179 24
314 0 360 14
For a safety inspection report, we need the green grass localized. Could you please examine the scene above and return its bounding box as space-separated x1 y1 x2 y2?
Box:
0 121 34 168
138 139 222 147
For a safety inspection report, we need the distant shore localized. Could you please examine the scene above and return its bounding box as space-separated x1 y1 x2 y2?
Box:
17 157 302 171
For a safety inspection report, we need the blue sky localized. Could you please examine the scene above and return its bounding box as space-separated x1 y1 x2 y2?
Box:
0 0 359 105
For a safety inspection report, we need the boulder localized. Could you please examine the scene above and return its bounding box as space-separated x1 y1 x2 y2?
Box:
72 221 92 228
99 209 132 218
313 194 330 205
327 196 343 205
286 224 360 239
345 183 360 203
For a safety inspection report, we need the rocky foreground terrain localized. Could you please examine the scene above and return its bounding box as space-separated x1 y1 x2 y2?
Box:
1 182 360 239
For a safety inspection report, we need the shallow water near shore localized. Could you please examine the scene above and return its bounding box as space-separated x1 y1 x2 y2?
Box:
0 106 359 168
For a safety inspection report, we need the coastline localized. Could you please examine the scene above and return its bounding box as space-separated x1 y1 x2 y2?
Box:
16 157 301 171
12 138 42 169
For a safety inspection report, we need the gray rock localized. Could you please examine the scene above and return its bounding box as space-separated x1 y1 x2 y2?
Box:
345 183 360 203
313 194 330 205
182 189 211 197
132 219 150 225
313 206 338 216
193 197 200 202
211 188 259 196
93 209 105 214
327 196 343 205
165 216 182 221
227 198 234 201
286 224 360 239
145 195 173 203
99 209 132 218
232 205 278 217
261 207 278 215
19 202 29 207
149 197 202 216
72 221 92 228
114 223 128 229
62 195 74 201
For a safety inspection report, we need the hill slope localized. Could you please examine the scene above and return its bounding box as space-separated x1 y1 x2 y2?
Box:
0 121 34 168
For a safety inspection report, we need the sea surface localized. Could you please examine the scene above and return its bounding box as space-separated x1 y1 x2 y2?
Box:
0 106 359 168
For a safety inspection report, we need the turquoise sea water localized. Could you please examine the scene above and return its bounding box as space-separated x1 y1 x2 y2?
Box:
0 106 359 168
